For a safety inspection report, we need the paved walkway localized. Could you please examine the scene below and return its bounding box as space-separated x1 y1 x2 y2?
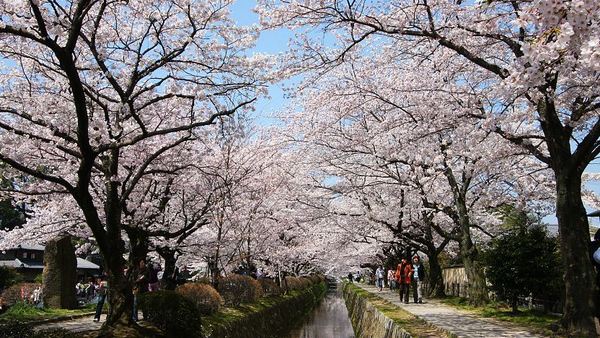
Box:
33 314 103 333
358 284 544 338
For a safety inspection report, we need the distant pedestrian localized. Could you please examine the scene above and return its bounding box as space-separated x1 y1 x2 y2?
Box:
86 278 97 302
132 259 149 322
148 263 160 292
387 268 396 291
31 286 41 305
412 255 425 303
375 266 385 292
93 277 107 322
396 258 413 304
347 272 353 283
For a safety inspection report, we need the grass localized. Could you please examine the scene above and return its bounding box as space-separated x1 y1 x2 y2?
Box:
345 283 455 338
440 296 564 337
0 302 96 323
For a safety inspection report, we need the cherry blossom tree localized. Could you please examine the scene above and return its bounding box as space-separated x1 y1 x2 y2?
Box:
276 49 553 303
0 0 266 332
258 0 599 334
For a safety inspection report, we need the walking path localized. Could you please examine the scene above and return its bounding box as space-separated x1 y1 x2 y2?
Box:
33 314 102 333
358 284 544 338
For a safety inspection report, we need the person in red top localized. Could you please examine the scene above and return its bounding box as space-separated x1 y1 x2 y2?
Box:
395 258 413 304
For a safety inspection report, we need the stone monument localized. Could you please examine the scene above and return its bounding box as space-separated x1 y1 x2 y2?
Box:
42 235 77 309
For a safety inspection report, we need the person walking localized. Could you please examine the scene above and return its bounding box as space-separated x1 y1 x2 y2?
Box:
148 262 160 292
375 266 385 292
387 267 396 291
412 255 425 303
85 277 96 302
347 272 354 283
396 258 413 304
132 259 149 322
93 277 107 322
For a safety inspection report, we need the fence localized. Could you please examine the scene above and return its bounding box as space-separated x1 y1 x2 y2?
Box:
441 265 562 313
442 266 469 298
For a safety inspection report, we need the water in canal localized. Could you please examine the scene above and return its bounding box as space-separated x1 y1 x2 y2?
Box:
287 288 355 338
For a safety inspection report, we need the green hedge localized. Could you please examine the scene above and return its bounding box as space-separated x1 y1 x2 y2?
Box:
139 290 202 338
201 281 327 338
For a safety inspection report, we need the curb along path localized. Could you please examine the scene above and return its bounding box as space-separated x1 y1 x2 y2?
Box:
357 284 543 338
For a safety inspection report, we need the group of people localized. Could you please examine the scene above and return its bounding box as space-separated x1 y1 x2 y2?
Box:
130 259 163 322
74 275 108 322
92 259 172 323
76 277 104 302
375 255 425 304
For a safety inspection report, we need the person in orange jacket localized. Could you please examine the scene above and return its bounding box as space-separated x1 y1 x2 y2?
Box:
395 258 413 304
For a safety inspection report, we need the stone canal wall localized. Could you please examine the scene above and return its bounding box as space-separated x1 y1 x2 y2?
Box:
201 281 327 338
343 283 412 338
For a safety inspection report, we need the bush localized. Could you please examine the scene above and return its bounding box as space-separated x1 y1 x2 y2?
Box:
34 274 43 284
284 277 311 291
307 274 325 284
176 282 223 315
1 283 41 307
138 290 201 338
193 276 212 285
258 278 281 296
217 275 263 306
483 208 562 313
0 267 21 291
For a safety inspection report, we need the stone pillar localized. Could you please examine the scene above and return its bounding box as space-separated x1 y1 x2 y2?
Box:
42 235 77 309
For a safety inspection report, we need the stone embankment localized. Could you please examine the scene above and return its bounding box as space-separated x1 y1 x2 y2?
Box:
343 283 412 338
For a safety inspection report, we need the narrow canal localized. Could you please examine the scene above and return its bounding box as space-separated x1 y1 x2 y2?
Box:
287 288 355 338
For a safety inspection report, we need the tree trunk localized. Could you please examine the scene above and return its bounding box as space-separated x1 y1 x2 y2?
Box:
456 198 488 305
455 191 488 305
425 250 446 298
460 232 488 305
555 172 598 336
511 295 519 314
157 248 178 291
443 160 488 305
98 238 136 335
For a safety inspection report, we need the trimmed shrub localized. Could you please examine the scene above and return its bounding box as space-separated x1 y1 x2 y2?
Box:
176 282 223 315
258 278 281 296
284 277 311 291
194 276 212 285
306 274 325 284
1 283 41 306
138 290 201 338
217 275 263 306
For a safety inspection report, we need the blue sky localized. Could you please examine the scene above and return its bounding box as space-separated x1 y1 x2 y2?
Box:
230 0 292 125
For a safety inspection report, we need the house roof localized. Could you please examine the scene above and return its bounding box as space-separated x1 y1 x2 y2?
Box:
0 258 99 270
0 258 44 269
76 258 99 270
16 244 45 251
0 259 22 268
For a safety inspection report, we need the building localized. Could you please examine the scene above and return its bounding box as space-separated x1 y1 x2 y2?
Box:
0 244 101 282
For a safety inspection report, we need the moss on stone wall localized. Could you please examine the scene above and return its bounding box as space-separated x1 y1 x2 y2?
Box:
201 282 327 338
343 283 452 338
